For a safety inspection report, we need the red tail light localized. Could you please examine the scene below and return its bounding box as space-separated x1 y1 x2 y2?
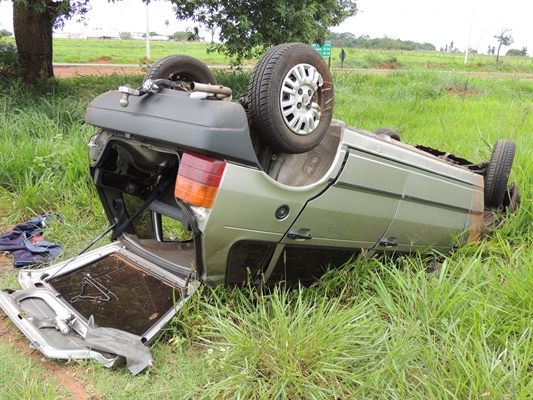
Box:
174 151 226 208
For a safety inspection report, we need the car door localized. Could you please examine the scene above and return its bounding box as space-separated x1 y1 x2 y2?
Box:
280 146 409 249
376 161 484 253
259 144 408 285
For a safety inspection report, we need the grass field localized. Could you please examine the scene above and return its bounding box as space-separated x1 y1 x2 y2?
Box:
3 36 533 73
1 67 533 398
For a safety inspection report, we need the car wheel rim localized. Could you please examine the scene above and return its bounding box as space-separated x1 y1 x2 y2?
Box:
280 63 324 136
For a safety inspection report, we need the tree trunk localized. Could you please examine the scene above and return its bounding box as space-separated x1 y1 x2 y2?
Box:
13 2 55 82
496 43 502 62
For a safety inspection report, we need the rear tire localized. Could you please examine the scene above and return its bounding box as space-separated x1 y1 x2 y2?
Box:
248 43 334 154
484 140 516 208
374 127 401 141
143 54 217 86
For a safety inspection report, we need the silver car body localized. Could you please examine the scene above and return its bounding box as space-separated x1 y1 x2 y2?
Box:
0 86 487 372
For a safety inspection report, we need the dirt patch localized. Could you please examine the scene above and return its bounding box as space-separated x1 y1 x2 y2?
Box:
380 62 401 69
54 65 144 79
0 254 13 268
0 256 95 399
445 83 481 97
95 57 113 63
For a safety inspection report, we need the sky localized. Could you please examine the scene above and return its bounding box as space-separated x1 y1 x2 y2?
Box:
1 0 532 54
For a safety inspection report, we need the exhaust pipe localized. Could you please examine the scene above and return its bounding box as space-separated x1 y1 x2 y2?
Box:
190 82 232 99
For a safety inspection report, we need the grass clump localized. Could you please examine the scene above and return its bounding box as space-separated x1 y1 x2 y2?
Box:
193 287 386 398
0 356 68 399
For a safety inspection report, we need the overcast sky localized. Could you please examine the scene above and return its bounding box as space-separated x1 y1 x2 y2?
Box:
1 0 532 54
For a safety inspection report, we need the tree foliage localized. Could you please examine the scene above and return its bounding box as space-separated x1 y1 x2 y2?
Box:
169 31 191 41
328 32 435 51
506 47 528 57
167 27 202 41
171 0 357 64
11 0 91 33
0 29 13 37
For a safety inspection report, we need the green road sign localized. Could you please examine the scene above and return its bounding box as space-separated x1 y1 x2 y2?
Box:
312 41 331 57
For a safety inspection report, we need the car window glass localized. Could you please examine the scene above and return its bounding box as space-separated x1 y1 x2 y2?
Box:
268 246 359 287
227 241 274 285
123 194 153 239
161 215 192 241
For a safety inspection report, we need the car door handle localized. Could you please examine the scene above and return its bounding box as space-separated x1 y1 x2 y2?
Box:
288 230 313 240
379 237 398 248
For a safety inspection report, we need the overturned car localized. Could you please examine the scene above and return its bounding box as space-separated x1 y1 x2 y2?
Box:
0 43 519 374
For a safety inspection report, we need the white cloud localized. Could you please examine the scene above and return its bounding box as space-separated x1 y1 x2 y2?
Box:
1 0 532 53
334 0 533 52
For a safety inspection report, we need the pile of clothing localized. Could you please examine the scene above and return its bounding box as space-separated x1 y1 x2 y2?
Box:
0 214 62 267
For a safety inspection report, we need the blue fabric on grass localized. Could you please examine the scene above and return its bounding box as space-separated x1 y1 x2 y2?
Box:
0 214 62 267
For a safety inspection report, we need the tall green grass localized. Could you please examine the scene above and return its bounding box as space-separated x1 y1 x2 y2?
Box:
1 70 533 399
0 73 144 255
334 71 533 154
4 37 532 72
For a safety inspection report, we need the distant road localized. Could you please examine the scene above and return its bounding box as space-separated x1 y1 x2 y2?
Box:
52 63 533 80
52 63 252 78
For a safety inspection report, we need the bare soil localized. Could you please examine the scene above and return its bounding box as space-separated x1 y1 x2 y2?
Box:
53 64 533 80
0 254 95 399
54 65 144 79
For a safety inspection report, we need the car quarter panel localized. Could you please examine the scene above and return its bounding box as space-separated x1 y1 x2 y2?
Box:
196 151 346 285
379 168 484 252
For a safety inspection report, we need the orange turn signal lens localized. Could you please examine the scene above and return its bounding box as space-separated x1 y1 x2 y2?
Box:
174 152 226 208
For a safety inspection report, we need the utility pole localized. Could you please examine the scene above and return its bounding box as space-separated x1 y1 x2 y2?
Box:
464 12 474 64
146 2 150 60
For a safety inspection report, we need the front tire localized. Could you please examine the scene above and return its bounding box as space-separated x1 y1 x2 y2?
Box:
484 140 516 208
143 54 217 86
248 43 334 154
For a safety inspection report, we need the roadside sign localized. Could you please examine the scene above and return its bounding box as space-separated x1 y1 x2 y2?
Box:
339 48 346 62
312 41 331 58
339 48 346 68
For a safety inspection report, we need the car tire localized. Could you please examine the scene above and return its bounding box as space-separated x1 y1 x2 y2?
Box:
248 43 334 154
374 127 401 141
143 54 217 86
484 140 516 208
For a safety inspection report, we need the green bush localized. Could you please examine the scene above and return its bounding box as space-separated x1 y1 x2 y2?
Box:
506 48 526 56
0 29 13 38
0 41 19 80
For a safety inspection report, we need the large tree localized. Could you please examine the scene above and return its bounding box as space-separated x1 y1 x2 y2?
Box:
7 0 356 82
171 0 358 65
9 0 90 82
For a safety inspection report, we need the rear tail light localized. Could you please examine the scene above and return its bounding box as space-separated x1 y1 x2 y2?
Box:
174 151 226 208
